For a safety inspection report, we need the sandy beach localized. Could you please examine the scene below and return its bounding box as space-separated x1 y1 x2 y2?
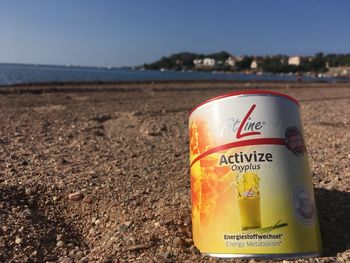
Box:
0 82 349 262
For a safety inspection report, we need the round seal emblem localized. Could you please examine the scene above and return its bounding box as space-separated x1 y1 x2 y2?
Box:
292 186 315 225
285 126 305 156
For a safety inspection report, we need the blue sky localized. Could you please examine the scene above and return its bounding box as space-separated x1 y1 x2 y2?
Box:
0 1 349 67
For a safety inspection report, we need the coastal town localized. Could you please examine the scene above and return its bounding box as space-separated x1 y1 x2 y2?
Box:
142 51 350 78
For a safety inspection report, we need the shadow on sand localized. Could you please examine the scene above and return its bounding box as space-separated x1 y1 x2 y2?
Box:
315 187 350 256
0 185 87 262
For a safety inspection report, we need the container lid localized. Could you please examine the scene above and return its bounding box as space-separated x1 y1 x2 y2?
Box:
189 89 300 116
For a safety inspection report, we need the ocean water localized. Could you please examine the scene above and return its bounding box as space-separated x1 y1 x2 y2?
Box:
0 63 337 86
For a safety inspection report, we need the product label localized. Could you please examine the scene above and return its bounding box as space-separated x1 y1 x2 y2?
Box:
189 95 322 255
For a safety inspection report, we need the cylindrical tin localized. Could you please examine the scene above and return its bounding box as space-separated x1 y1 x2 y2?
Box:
189 90 322 259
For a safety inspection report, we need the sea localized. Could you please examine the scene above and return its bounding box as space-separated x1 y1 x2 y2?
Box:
0 63 342 86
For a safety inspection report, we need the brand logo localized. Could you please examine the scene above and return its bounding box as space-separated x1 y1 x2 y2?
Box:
220 104 265 139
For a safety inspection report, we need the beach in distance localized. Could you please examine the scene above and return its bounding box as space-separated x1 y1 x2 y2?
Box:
0 81 349 262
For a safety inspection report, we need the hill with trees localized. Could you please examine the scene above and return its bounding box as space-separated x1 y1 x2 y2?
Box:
141 51 350 75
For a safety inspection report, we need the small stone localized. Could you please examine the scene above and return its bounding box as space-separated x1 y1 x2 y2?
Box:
162 251 172 260
83 196 93 204
94 219 101 226
60 257 73 263
325 183 334 190
89 228 95 235
45 254 58 261
94 130 104 137
154 222 161 228
58 180 65 188
337 257 345 263
56 241 64 247
15 237 22 244
183 217 191 226
25 188 33 196
68 191 84 201
131 111 142 116
160 124 167 132
95 114 111 123
76 251 84 260
172 237 183 248
119 221 132 232
61 157 70 164
24 208 32 216
184 238 192 244
124 221 132 227
147 131 161 137
80 256 89 263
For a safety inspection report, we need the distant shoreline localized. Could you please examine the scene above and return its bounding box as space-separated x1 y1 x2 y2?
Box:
1 63 347 87
0 78 332 88
1 80 349 95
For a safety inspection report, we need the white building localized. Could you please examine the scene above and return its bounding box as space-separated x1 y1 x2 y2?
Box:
288 56 301 66
250 60 258 69
193 59 203 66
203 58 216 67
225 56 236 67
327 66 350 77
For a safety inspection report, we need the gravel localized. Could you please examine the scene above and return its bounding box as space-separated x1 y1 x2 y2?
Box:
0 82 349 262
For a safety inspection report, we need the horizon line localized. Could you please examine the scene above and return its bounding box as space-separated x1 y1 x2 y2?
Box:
1 50 350 69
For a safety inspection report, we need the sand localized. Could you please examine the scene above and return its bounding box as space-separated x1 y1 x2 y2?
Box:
0 82 349 262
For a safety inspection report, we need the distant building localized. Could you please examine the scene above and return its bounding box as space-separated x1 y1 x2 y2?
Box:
327 67 350 77
225 56 237 67
203 58 216 67
193 59 203 66
280 57 288 65
250 60 258 69
288 56 301 66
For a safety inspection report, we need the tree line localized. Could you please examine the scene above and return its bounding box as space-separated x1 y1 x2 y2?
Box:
142 51 350 74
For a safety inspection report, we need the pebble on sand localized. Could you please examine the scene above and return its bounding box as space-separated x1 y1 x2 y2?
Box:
95 114 111 123
68 191 84 201
83 196 93 204
56 241 64 247
172 237 183 248
25 188 33 196
15 237 22 245
59 257 73 263
75 251 84 260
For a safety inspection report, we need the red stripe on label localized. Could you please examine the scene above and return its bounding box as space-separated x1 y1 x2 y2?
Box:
190 138 286 167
